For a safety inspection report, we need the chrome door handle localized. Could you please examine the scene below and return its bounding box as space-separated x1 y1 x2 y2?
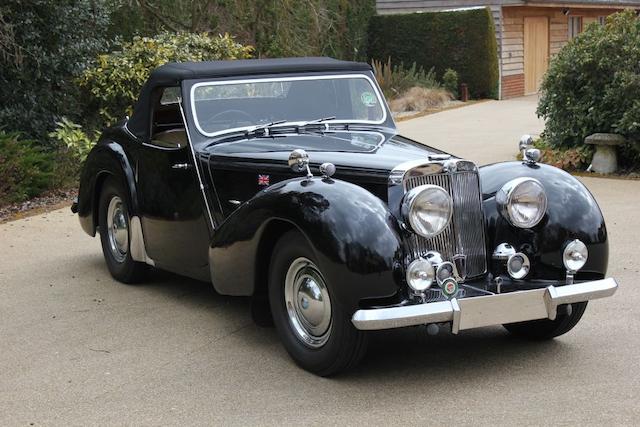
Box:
171 163 193 170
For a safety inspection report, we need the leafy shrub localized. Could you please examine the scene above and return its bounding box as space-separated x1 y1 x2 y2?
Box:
372 58 439 99
442 69 459 99
0 0 112 143
388 87 452 113
368 8 499 98
49 118 98 163
531 139 594 171
0 131 54 205
78 32 253 125
537 11 640 168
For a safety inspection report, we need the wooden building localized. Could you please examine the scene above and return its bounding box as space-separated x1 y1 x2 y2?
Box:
376 1 640 98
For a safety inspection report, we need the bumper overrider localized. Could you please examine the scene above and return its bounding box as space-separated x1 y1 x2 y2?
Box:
351 278 618 332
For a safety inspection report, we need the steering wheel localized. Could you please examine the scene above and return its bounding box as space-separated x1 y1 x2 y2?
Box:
202 109 256 128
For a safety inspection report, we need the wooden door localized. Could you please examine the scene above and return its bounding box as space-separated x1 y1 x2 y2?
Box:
524 16 549 94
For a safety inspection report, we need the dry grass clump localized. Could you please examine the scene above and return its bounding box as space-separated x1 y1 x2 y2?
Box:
389 86 453 113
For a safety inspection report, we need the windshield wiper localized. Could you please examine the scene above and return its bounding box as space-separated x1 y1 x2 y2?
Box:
244 120 287 137
246 117 337 137
298 116 336 127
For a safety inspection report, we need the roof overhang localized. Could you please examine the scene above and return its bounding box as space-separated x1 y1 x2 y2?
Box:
508 1 640 8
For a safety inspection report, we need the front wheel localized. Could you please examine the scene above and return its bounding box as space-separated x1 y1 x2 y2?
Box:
503 302 588 340
268 230 367 376
98 177 147 283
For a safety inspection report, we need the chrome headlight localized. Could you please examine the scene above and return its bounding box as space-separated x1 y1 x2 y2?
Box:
496 177 547 228
401 185 453 238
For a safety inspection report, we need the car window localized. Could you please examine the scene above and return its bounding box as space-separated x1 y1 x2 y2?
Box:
190 75 386 137
150 87 187 149
160 86 182 105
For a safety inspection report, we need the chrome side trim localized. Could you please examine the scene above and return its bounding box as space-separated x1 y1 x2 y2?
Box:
129 216 155 266
179 103 216 230
351 278 618 331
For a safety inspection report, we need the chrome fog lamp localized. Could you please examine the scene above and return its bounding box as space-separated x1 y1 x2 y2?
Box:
436 261 455 283
401 185 453 238
406 258 435 292
507 252 530 279
563 239 588 273
496 177 547 228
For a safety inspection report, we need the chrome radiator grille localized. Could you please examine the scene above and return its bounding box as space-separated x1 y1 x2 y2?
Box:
405 171 487 278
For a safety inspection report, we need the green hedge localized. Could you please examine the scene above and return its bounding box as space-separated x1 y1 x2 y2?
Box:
368 8 499 98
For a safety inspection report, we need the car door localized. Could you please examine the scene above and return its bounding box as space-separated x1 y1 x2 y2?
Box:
134 87 210 279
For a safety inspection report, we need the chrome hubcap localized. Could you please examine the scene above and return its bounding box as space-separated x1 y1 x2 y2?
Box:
284 257 332 348
106 196 128 263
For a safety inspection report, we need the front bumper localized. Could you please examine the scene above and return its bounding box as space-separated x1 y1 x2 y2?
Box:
351 278 618 333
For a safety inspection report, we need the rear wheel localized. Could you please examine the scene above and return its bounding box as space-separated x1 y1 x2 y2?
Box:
98 177 147 283
503 302 588 340
268 230 367 376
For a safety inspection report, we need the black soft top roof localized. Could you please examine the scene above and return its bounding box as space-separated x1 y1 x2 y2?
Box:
128 57 372 139
150 57 372 85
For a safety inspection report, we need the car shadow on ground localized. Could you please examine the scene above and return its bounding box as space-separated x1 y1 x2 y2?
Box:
95 261 571 379
350 327 567 380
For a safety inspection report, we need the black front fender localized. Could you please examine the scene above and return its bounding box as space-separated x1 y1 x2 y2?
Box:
209 177 404 311
479 161 608 280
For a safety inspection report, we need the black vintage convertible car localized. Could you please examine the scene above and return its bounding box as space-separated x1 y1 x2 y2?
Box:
73 57 618 375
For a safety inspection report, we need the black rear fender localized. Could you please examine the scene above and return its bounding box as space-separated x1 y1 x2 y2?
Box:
77 140 139 236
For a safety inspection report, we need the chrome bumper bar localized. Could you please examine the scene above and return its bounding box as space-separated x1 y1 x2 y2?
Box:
351 278 618 333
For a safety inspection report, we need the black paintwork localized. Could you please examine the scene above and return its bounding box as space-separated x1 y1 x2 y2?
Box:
209 177 404 311
479 161 608 281
76 65 609 314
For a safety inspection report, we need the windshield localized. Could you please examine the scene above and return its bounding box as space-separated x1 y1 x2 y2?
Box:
190 74 386 137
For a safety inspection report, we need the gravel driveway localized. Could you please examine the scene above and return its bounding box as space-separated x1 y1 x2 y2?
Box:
1 97 638 425
399 95 545 165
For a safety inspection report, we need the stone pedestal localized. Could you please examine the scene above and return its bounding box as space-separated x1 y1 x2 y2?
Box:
585 133 625 174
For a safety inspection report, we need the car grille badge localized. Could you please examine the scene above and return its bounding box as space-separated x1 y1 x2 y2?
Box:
453 254 467 282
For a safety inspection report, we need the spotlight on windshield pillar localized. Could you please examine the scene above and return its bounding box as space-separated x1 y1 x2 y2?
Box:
288 149 313 178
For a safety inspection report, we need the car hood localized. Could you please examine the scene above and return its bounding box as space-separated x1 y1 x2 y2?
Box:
200 129 451 176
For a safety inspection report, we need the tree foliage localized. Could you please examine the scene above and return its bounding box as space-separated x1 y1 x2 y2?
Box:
78 32 253 125
0 0 113 143
108 0 375 60
537 11 640 167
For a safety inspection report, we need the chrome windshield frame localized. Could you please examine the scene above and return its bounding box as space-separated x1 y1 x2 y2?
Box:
189 74 388 138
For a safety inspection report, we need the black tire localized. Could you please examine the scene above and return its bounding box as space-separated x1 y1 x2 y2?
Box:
503 301 588 340
98 177 147 284
268 230 367 376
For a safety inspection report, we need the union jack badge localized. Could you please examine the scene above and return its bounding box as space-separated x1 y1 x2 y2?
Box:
258 174 270 186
